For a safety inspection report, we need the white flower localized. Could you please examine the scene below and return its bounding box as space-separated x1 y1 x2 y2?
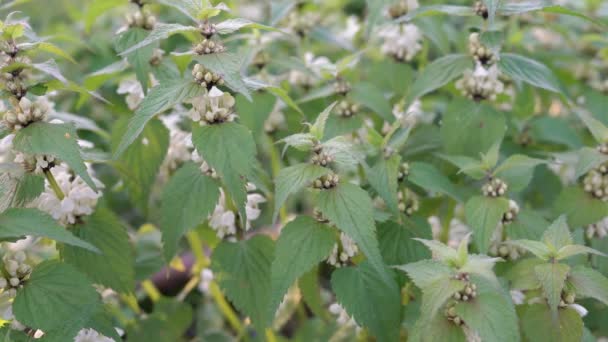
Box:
455 63 504 101
13 152 56 174
198 268 214 294
208 184 265 239
2 96 51 131
329 303 357 328
327 232 358 267
587 217 608 239
288 52 334 87
569 303 588 317
158 116 193 180
189 87 237 125
510 290 525 305
33 164 104 226
547 159 576 185
264 104 286 133
392 99 427 127
74 328 115 342
338 16 361 44
0 134 14 163
429 211 472 249
378 23 422 62
0 291 13 321
117 78 144 111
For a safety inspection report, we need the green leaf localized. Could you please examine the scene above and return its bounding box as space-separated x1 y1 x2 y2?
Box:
112 118 169 214
574 147 608 178
269 216 335 319
535 262 570 314
118 23 198 56
498 53 565 96
235 92 276 136
194 52 252 100
440 100 506 157
331 261 401 342
273 163 330 222
212 236 274 332
378 218 432 266
401 5 474 21
519 304 583 342
499 1 606 27
455 276 519 342
192 122 256 224
552 186 608 228
493 155 546 192
406 54 471 103
567 266 608 306
542 215 572 250
113 79 203 158
299 268 327 320
115 28 155 91
465 196 509 252
13 261 101 334
506 209 548 240
506 240 551 260
215 18 277 34
315 183 388 281
350 82 393 121
409 161 462 201
556 244 606 260
31 60 67 84
439 154 487 180
309 102 337 140
576 110 608 143
395 259 455 289
62 207 135 294
408 310 467 342
505 258 543 290
0 207 98 252
366 155 401 217
160 162 220 260
12 122 97 191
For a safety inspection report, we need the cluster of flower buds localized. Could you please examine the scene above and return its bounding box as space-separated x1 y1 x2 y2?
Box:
387 0 418 18
189 87 237 125
126 9 156 30
444 303 465 326
253 51 270 70
587 217 608 239
334 78 351 96
0 251 32 297
398 189 419 216
456 63 505 101
335 100 359 118
482 177 508 197
502 200 520 225
2 96 51 131
452 279 477 302
469 33 497 66
327 232 359 267
14 153 56 174
559 291 576 308
193 39 226 55
199 22 217 38
489 240 524 260
397 162 410 182
0 39 19 57
311 145 334 167
583 169 608 202
313 173 340 190
192 64 224 89
474 1 488 19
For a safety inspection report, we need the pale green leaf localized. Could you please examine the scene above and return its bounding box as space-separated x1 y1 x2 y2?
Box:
493 154 546 192
535 262 570 314
506 240 551 260
118 23 198 56
519 304 583 342
567 266 608 306
556 244 606 261
350 82 393 122
310 102 337 140
409 161 462 200
498 53 565 95
378 218 432 266
366 155 401 216
542 215 572 250
553 186 608 228
406 54 471 103
576 110 608 143
465 196 509 252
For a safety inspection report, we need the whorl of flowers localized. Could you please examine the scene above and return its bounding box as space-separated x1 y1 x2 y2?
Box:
192 63 224 89
456 63 505 101
469 32 497 66
386 0 419 19
117 78 144 111
326 232 359 267
189 87 237 125
378 24 423 62
2 96 51 131
208 184 266 239
587 217 608 240
33 164 104 226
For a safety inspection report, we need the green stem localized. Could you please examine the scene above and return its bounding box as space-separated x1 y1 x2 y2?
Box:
44 169 65 200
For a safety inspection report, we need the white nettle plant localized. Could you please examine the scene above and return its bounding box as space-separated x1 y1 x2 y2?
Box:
1 0 608 341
